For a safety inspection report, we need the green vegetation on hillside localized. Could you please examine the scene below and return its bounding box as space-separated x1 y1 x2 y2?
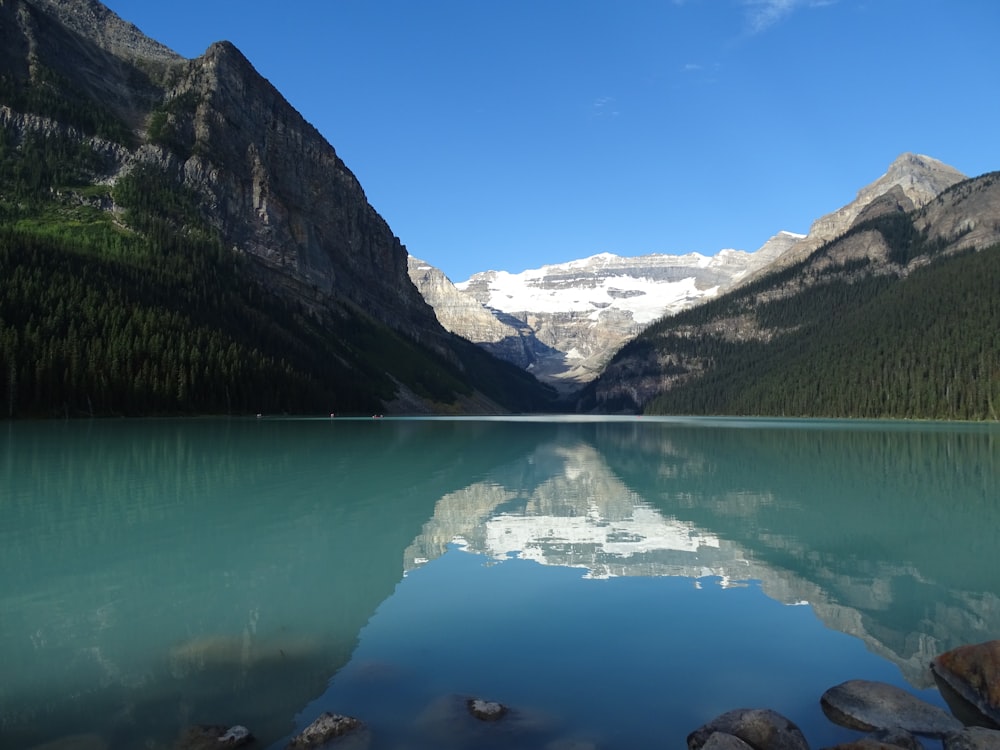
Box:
644 244 1000 420
0 66 134 145
0 128 553 417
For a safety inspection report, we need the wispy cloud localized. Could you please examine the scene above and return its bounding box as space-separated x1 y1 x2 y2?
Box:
743 0 835 34
592 96 619 118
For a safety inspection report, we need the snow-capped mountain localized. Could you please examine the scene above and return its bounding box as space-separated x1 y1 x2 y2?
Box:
409 232 802 392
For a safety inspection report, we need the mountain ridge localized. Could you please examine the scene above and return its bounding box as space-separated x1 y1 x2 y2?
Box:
0 0 556 416
408 153 968 395
580 167 1000 418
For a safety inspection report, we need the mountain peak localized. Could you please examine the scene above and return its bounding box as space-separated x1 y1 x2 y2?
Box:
25 0 182 63
869 152 966 202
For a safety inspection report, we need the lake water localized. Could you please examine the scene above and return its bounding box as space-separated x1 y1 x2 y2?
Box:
1 416 998 749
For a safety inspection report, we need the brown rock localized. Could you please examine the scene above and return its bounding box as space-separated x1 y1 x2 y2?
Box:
821 679 962 738
687 708 809 750
931 641 1000 727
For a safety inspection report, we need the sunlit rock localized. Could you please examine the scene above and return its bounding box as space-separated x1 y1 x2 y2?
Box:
687 708 809 750
931 640 1000 728
820 680 962 738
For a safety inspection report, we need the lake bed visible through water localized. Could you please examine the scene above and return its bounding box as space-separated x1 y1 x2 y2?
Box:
1 416 998 749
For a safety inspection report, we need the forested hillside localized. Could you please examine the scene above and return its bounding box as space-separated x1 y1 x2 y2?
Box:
644 244 1000 419
0 141 536 417
0 0 556 417
579 180 1000 421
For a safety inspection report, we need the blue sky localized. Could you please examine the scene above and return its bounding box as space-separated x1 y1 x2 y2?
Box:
102 0 999 282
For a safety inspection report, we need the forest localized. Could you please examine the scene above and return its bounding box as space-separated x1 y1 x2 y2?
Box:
0 121 551 417
643 242 1000 420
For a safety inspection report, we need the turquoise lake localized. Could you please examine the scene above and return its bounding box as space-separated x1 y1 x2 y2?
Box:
1 416 998 749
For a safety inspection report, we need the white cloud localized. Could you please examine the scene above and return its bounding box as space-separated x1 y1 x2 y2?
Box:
743 0 835 33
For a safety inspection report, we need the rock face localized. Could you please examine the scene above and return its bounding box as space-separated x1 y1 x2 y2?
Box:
931 640 1000 728
820 680 963 738
761 153 967 275
407 256 548 369
410 238 800 391
2 0 559 414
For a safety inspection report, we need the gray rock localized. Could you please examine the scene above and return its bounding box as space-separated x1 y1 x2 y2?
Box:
820 679 962 738
931 640 1000 728
820 728 924 750
943 727 1000 750
701 732 757 750
467 697 509 721
687 708 809 750
286 712 364 749
217 725 252 746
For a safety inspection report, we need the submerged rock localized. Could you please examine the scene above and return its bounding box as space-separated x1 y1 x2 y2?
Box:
687 708 810 750
467 698 509 721
26 734 108 750
175 725 252 750
285 712 364 748
217 725 253 746
820 679 962 738
931 640 1000 728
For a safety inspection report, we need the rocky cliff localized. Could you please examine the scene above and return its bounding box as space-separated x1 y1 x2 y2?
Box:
410 238 801 392
4 0 438 337
1 0 556 414
756 153 966 276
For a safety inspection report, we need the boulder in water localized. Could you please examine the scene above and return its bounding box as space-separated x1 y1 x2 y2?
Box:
820 679 962 738
931 641 1000 728
687 708 809 750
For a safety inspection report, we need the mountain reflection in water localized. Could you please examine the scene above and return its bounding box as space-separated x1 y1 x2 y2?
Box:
1 417 997 749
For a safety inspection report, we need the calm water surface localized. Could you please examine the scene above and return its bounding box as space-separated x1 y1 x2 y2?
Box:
1 417 998 749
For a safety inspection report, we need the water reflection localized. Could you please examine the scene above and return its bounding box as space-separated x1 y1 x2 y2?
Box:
0 418 550 748
2 418 999 749
404 419 1000 687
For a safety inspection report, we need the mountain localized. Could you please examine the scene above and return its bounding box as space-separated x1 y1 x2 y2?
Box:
409 234 802 392
0 0 555 416
409 153 971 398
579 165 1000 419
752 152 968 278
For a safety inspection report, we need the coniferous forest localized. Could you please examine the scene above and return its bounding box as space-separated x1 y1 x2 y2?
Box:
0 123 549 417
641 242 1000 420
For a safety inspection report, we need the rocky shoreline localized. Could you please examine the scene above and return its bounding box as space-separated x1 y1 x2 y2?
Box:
41 640 1000 750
